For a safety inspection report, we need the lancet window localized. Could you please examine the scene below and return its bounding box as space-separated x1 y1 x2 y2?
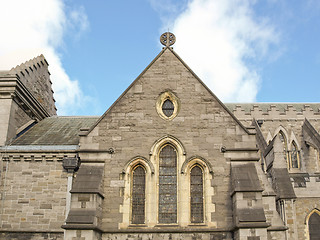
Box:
309 210 320 240
190 165 204 223
131 165 146 224
290 141 299 168
158 144 177 224
279 131 289 165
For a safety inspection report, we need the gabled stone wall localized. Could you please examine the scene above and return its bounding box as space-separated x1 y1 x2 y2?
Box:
77 48 258 239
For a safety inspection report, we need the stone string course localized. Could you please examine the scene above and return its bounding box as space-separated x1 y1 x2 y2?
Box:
1 153 77 162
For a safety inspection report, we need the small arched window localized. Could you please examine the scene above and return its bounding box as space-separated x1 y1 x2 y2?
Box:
158 144 177 224
131 165 145 224
190 165 204 223
309 210 320 240
291 141 299 168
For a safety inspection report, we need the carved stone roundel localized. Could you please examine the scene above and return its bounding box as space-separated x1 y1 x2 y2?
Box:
160 32 176 46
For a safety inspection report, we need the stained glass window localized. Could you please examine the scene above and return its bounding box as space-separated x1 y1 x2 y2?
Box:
309 211 320 240
131 165 145 224
162 99 174 117
159 145 177 223
190 166 204 223
291 141 299 168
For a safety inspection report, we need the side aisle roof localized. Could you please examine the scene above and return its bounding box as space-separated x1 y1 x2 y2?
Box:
11 116 99 145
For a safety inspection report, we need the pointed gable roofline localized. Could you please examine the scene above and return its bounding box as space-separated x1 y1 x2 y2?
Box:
85 46 253 136
165 47 253 135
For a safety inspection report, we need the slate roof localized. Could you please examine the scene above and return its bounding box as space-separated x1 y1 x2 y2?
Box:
272 168 296 199
70 165 104 196
231 163 263 194
66 209 97 224
12 116 99 145
238 208 266 223
225 103 320 113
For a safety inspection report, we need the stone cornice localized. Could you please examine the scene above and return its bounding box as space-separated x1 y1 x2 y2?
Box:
0 74 51 121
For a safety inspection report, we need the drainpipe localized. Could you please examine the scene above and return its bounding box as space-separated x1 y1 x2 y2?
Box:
282 200 288 240
62 156 80 218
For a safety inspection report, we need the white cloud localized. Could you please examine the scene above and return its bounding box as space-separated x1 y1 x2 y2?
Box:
69 6 89 40
0 0 89 115
169 0 279 102
149 0 189 27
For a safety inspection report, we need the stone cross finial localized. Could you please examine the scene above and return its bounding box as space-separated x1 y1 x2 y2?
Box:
160 32 176 47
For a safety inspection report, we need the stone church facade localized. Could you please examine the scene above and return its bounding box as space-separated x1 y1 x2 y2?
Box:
0 33 319 240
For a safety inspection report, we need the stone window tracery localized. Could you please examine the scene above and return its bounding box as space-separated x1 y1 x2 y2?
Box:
122 137 215 228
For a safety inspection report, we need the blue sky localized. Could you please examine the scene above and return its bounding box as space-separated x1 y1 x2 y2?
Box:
0 0 319 115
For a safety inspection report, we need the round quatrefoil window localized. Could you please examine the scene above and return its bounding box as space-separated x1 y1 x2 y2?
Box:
156 91 180 120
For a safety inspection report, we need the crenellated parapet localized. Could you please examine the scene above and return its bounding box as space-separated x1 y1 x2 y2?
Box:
226 103 320 120
9 54 56 115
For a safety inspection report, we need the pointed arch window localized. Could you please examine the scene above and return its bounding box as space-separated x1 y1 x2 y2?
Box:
131 165 145 224
291 141 299 169
159 144 177 224
279 131 289 164
190 165 204 223
309 210 320 240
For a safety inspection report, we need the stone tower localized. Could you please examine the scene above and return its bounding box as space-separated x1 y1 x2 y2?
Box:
0 54 56 146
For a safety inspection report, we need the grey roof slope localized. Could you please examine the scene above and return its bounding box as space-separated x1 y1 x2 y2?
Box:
70 165 104 196
231 163 263 193
12 116 99 145
225 103 320 113
272 168 296 199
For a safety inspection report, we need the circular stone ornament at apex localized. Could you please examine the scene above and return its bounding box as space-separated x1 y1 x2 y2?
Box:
160 32 176 46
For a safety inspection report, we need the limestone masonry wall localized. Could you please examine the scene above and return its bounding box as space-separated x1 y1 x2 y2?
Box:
0 156 68 232
0 232 63 240
102 232 232 240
